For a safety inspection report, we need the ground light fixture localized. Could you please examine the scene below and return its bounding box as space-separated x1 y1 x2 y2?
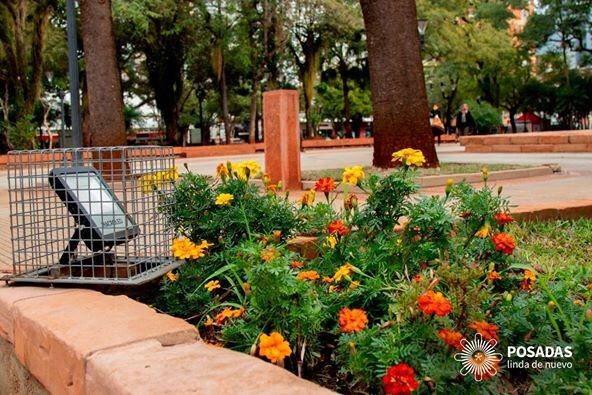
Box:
7 146 178 285
49 166 140 265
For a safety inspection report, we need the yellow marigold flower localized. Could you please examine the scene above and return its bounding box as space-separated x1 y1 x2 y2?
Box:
475 223 491 238
232 160 261 180
328 285 339 293
296 270 320 281
139 167 179 194
392 148 426 167
333 263 355 282
300 189 316 207
349 281 361 289
204 280 221 292
215 193 234 206
259 331 292 363
165 271 179 282
324 234 338 249
171 238 212 260
342 165 365 185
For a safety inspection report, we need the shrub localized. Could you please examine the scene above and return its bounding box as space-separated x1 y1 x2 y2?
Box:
466 100 502 134
156 155 591 394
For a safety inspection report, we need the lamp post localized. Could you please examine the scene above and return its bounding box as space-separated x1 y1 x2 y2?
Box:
417 19 428 50
66 0 82 149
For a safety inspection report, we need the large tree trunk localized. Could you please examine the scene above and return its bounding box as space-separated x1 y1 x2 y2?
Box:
360 0 438 168
80 0 126 147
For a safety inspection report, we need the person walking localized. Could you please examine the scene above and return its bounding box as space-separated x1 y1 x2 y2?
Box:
455 103 476 139
430 104 445 145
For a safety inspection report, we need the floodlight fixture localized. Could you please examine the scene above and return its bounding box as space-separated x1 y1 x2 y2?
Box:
49 166 140 264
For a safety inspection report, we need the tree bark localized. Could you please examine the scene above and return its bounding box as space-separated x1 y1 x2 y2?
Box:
339 60 352 137
360 0 438 168
248 80 259 144
80 0 126 147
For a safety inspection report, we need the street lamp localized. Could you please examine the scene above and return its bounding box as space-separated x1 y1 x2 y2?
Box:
66 0 82 150
418 19 429 49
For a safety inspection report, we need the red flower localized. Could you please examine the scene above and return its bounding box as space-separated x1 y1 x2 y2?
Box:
314 177 337 193
382 362 419 394
418 290 453 317
492 233 516 255
469 321 499 341
494 212 513 225
437 329 464 350
328 220 350 236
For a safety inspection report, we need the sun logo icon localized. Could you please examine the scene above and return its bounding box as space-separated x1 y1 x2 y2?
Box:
454 333 503 381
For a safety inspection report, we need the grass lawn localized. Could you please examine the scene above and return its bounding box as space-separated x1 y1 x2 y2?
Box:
302 162 532 181
512 219 592 273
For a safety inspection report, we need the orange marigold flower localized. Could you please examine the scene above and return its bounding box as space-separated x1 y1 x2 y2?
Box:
328 220 350 236
475 223 491 239
215 307 245 325
494 212 513 226
323 276 334 283
291 260 305 269
297 270 320 281
314 177 337 193
437 329 464 350
469 321 499 341
487 271 502 281
338 307 368 333
521 269 537 291
260 247 278 262
165 271 179 282
258 331 292 363
492 233 516 255
344 194 358 211
417 290 453 317
382 362 419 395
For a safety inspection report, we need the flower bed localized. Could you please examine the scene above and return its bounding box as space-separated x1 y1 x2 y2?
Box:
154 150 592 394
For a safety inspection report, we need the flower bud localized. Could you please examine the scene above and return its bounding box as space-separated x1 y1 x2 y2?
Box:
498 185 503 196
445 178 454 195
547 301 556 310
504 292 513 302
344 194 358 211
481 167 489 182
586 309 592 322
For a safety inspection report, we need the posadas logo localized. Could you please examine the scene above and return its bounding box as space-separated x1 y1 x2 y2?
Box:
454 334 504 381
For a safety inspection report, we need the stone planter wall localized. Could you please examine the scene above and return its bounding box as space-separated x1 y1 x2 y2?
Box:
0 285 333 395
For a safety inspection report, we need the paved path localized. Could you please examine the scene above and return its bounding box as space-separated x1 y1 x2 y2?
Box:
1 144 591 275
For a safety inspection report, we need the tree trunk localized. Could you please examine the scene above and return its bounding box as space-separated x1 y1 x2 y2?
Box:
360 0 438 168
80 0 126 147
509 108 517 133
248 80 259 144
221 70 232 144
339 62 352 137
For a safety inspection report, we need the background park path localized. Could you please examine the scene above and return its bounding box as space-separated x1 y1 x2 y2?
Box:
1 143 591 275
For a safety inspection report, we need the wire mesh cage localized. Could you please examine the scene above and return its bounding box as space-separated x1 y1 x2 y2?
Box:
7 146 179 285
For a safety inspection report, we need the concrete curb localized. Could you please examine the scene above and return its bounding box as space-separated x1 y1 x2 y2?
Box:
299 165 556 192
0 286 333 395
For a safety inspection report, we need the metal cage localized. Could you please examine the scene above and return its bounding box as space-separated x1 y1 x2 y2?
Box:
6 146 179 285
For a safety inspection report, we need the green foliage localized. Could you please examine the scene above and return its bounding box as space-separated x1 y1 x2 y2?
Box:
155 158 592 393
8 116 37 149
466 100 502 134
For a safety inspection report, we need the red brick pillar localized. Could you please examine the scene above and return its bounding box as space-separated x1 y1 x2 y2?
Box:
263 90 301 190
